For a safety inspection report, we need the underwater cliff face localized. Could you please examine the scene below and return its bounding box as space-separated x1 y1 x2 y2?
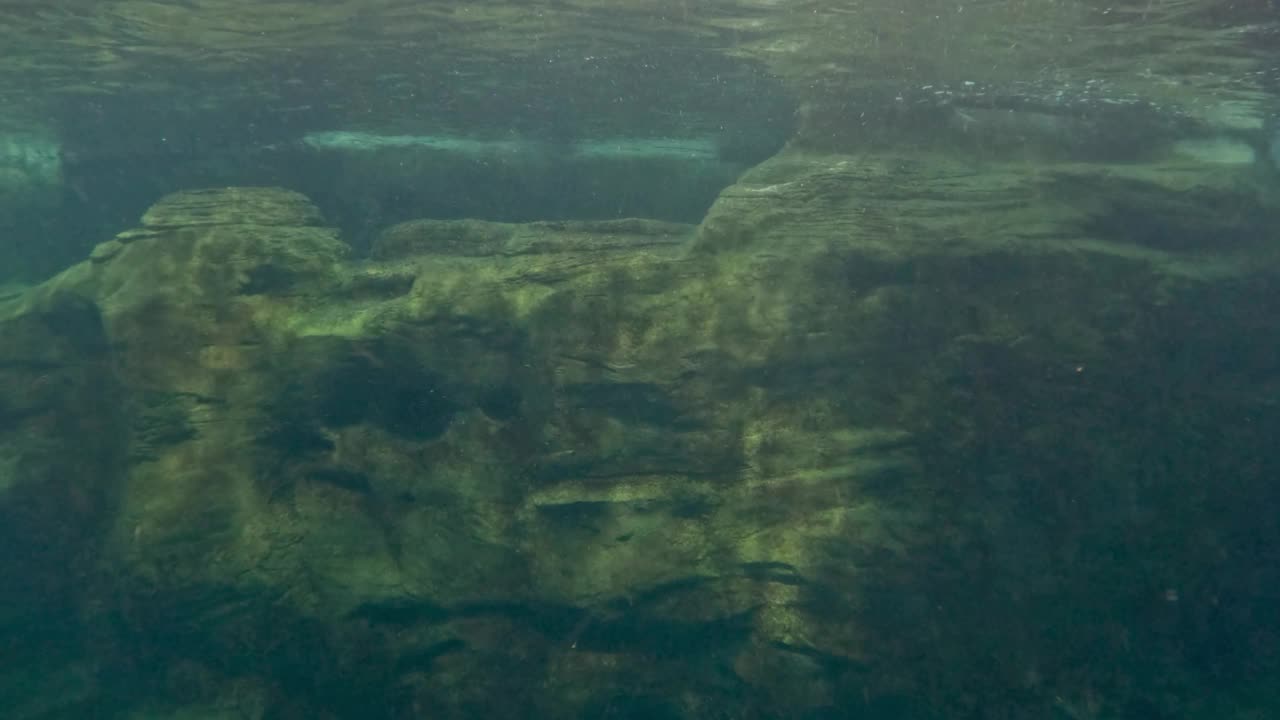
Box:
0 2 1279 719
2 144 1280 718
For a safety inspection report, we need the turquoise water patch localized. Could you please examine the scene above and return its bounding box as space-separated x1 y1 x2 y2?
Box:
571 138 719 161
302 131 722 162
302 131 526 156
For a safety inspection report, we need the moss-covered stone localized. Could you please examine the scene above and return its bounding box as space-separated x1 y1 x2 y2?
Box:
0 136 1278 720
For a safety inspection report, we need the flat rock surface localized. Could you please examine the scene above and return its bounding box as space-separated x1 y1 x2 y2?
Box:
374 217 694 258
140 187 327 228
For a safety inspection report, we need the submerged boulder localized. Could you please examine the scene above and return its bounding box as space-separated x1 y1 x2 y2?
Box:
0 150 1278 718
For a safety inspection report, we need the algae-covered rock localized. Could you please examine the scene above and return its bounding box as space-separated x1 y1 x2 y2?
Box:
0 0 1275 716
1 152 1278 718
140 186 326 229
374 217 694 259
374 218 515 258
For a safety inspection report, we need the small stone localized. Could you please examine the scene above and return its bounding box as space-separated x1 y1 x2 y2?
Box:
89 239 123 263
113 228 158 244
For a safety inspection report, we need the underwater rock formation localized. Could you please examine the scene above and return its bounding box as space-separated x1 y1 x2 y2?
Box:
0 1 1277 716
1 140 1279 718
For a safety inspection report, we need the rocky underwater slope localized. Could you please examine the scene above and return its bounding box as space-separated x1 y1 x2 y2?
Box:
3 128 1280 719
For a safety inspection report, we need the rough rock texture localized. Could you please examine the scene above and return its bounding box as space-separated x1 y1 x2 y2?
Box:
373 218 694 259
0 1 1275 716
2 133 1280 719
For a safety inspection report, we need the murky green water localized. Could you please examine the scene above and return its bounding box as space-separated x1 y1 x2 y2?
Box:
1 2 1279 719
